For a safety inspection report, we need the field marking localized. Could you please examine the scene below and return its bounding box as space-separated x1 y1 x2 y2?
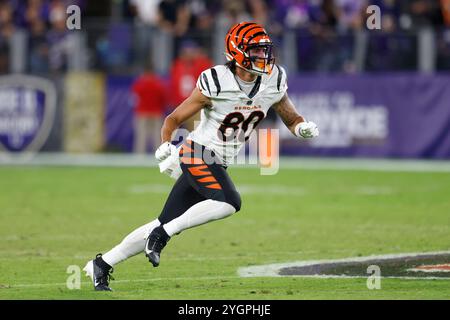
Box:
0 249 339 261
3 251 450 289
407 264 450 273
2 153 450 173
407 269 450 273
3 275 241 289
238 274 450 280
238 250 450 279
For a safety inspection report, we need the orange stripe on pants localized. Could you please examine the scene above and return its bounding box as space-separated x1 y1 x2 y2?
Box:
197 176 217 183
187 165 212 176
205 183 222 190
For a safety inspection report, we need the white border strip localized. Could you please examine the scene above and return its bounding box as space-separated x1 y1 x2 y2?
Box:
238 251 450 279
279 158 450 173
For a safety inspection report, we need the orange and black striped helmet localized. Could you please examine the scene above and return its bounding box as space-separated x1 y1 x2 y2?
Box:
225 22 275 75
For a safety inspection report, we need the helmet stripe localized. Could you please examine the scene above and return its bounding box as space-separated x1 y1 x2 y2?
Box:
246 31 268 44
226 34 232 55
227 22 241 36
235 22 257 39
241 26 261 42
226 23 247 55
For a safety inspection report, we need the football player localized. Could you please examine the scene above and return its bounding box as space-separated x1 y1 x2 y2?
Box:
83 22 319 291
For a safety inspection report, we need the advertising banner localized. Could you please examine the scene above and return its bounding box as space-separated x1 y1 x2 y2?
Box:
64 72 105 153
105 76 135 152
282 73 450 159
0 75 57 154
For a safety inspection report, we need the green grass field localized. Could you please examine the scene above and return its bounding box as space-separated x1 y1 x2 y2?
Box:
1 164 449 299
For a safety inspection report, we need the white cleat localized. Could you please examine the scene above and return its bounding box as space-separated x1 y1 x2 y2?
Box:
83 260 94 282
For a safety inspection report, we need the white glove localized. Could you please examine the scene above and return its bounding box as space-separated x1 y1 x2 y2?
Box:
156 143 182 180
155 142 177 162
158 152 182 180
295 121 319 139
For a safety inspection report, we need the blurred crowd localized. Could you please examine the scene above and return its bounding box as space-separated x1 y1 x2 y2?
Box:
126 0 450 36
0 0 86 73
131 40 213 153
0 0 449 153
0 0 449 74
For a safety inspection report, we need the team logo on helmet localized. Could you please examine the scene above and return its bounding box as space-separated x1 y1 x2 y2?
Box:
225 22 275 75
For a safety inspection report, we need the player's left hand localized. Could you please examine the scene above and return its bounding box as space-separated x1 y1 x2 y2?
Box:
296 121 319 139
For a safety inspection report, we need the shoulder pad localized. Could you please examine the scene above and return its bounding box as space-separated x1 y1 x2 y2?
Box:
196 65 234 98
265 65 288 93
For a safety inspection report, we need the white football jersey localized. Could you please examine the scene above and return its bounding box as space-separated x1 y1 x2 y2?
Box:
188 64 288 166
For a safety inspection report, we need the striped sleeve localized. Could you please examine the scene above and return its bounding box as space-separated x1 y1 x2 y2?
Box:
275 65 288 94
196 68 222 98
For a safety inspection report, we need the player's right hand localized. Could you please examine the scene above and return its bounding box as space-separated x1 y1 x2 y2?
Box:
155 142 176 162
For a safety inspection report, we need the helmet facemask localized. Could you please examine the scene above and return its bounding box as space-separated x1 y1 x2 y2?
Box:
243 43 275 75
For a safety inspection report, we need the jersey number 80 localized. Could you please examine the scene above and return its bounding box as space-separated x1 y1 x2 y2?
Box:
218 110 265 142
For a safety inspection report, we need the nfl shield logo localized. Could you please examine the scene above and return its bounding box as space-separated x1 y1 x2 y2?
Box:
0 75 57 153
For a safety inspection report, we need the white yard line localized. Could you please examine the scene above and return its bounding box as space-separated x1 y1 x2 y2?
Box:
1 153 450 173
279 158 450 173
5 275 241 289
407 269 450 273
